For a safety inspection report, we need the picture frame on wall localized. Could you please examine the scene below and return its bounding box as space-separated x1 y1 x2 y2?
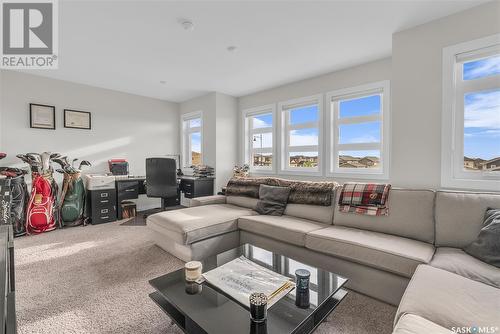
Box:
30 103 56 130
64 109 91 130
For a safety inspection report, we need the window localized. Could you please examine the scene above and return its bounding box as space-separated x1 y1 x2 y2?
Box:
181 111 202 167
442 35 500 190
279 95 323 175
327 81 390 179
243 105 275 173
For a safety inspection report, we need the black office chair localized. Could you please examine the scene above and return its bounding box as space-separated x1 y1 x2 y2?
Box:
145 157 179 211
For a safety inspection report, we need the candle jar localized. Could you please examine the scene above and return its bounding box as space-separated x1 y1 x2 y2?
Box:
295 289 310 309
185 281 203 295
249 292 268 323
249 319 268 334
295 269 310 291
184 261 202 282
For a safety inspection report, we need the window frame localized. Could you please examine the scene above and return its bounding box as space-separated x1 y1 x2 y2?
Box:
181 111 203 168
242 104 277 174
326 81 391 180
278 94 323 176
441 34 500 191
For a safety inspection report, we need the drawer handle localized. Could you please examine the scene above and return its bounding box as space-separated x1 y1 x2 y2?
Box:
101 209 109 214
100 193 109 198
100 200 109 203
101 216 109 219
125 189 135 192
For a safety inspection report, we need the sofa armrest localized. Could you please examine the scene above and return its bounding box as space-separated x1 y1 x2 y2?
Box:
190 195 227 207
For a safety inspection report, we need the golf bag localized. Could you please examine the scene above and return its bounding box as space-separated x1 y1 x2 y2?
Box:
0 168 28 236
0 178 11 226
59 172 86 227
26 172 58 234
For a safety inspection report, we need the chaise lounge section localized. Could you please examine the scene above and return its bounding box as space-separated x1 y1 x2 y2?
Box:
146 179 500 333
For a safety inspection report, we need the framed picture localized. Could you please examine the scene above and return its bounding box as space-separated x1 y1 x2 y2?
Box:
64 109 91 130
30 103 56 129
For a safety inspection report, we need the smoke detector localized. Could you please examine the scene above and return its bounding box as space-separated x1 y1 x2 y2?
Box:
180 19 195 31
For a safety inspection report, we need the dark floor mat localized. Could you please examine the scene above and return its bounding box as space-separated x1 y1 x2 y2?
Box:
120 205 185 226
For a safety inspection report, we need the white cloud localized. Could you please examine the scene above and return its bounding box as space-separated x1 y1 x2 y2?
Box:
253 133 272 148
252 118 272 129
290 130 318 146
464 90 500 130
346 135 379 144
466 57 500 79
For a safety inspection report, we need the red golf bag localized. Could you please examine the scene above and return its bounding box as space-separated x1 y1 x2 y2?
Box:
26 173 58 234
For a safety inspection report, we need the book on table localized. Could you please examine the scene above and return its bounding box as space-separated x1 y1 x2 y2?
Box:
202 256 296 308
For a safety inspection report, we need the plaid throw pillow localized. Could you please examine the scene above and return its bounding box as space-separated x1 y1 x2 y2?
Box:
338 183 391 216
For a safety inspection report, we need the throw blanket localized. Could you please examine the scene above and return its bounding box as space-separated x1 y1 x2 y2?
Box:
338 183 391 216
226 177 337 206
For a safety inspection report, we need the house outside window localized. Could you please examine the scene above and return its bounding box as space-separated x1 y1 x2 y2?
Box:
242 104 276 173
181 111 203 168
442 34 500 190
326 81 390 179
278 95 323 175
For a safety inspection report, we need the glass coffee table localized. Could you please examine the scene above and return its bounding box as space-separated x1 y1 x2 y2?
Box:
149 244 348 334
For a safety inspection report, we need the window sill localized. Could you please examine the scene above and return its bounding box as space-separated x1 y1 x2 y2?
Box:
441 177 500 192
278 169 323 177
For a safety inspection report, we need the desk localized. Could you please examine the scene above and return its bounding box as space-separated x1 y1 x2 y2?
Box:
115 176 214 220
115 176 147 220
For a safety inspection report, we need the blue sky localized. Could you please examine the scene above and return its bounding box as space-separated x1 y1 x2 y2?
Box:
191 132 201 153
249 57 500 162
464 89 500 160
463 55 500 80
463 54 500 160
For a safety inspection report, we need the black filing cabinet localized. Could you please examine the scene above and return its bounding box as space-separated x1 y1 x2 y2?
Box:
87 189 117 224
180 178 214 199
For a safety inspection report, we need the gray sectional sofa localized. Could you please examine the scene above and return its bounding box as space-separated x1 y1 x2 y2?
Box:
146 186 500 333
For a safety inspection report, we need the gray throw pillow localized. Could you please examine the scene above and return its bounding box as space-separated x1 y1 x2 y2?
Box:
255 184 290 216
463 208 500 268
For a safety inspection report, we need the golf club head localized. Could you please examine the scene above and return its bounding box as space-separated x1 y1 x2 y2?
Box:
16 154 30 165
51 157 68 169
79 160 91 169
41 152 52 173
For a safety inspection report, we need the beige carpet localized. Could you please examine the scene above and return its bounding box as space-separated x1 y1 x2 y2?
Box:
14 222 396 334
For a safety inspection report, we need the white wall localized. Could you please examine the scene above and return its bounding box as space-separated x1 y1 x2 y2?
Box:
0 70 180 210
179 92 217 170
238 58 392 183
179 92 238 193
237 2 500 190
391 1 500 189
215 92 238 192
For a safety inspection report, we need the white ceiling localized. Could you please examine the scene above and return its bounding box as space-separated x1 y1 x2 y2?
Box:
24 0 487 102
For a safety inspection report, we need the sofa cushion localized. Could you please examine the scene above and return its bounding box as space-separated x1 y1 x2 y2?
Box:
395 265 500 330
284 203 334 225
393 314 452 334
146 204 257 244
334 188 435 243
226 196 259 210
255 184 290 216
430 247 500 288
238 215 325 247
190 195 226 207
463 208 500 268
435 191 500 248
305 226 435 277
